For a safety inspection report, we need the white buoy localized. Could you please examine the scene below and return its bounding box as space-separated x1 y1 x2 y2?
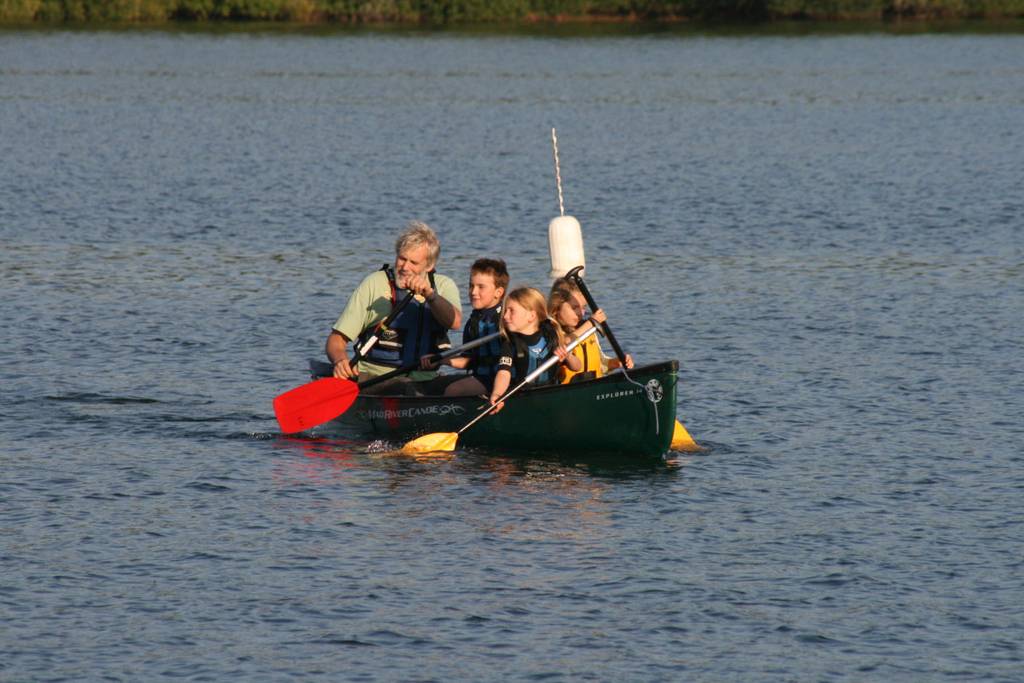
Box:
549 215 585 279
548 128 585 279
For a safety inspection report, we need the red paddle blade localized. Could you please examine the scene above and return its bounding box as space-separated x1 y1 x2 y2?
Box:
273 378 359 434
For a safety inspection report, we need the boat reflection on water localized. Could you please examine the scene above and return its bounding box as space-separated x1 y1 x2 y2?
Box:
272 432 687 481
267 433 690 544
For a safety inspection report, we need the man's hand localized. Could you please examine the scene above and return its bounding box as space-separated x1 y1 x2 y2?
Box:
407 275 459 330
332 356 359 380
404 272 434 299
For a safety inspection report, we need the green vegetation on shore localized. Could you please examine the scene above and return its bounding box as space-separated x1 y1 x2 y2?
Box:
2 0 1023 24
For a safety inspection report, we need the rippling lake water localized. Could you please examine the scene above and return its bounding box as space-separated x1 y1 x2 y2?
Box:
2 25 1023 681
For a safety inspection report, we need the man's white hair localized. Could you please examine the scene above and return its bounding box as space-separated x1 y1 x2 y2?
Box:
395 220 440 267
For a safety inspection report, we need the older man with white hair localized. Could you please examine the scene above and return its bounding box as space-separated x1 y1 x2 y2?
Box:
326 221 463 395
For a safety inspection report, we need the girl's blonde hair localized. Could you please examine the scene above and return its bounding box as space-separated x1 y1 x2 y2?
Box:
549 276 580 298
547 288 578 335
502 286 565 344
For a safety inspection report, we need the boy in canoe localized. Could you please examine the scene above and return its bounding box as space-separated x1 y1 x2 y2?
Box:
422 258 509 397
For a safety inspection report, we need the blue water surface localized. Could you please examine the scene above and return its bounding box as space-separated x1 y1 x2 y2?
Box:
1 27 1023 681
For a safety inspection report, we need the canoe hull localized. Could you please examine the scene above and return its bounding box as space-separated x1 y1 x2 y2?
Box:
321 361 679 458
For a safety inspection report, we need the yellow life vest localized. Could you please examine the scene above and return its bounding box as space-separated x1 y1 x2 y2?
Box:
560 333 604 384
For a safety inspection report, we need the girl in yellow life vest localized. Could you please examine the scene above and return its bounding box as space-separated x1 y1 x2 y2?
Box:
548 288 633 384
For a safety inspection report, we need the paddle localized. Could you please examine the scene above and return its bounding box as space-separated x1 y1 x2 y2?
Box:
273 290 415 434
565 266 702 452
350 289 416 364
274 330 502 434
273 377 360 435
401 326 599 454
358 330 501 389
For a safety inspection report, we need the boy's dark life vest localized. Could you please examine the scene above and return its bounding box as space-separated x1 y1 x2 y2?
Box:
505 319 560 386
357 265 451 368
463 304 502 382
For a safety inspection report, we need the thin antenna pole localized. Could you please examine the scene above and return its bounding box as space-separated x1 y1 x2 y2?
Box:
552 127 565 217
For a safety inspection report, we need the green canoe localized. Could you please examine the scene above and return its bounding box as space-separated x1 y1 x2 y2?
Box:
318 361 679 458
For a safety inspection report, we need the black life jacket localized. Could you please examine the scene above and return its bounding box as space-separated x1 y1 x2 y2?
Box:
464 304 503 380
357 264 451 368
508 320 561 386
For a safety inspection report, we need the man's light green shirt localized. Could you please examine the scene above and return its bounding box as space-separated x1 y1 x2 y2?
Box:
332 270 462 381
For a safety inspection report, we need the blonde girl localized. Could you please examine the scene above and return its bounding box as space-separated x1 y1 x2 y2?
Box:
489 287 581 409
